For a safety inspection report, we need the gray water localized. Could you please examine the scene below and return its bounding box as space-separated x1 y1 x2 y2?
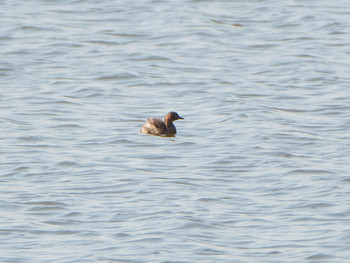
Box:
1 0 350 262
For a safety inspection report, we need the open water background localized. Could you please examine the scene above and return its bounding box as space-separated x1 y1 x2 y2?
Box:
1 0 350 262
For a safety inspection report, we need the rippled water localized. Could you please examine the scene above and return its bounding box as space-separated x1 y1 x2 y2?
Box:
1 0 350 262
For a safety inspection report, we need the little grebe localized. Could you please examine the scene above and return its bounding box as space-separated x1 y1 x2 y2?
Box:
140 112 184 136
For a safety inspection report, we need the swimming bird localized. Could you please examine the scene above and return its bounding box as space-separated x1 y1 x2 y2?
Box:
140 112 184 136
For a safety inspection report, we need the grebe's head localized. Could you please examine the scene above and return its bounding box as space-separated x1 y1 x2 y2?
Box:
166 112 184 122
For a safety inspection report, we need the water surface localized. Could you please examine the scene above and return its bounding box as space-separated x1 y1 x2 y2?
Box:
1 0 350 262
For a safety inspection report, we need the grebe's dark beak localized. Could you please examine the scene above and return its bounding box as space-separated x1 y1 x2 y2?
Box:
178 116 184 120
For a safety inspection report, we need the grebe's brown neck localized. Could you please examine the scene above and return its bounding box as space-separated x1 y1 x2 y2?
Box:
164 115 174 127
